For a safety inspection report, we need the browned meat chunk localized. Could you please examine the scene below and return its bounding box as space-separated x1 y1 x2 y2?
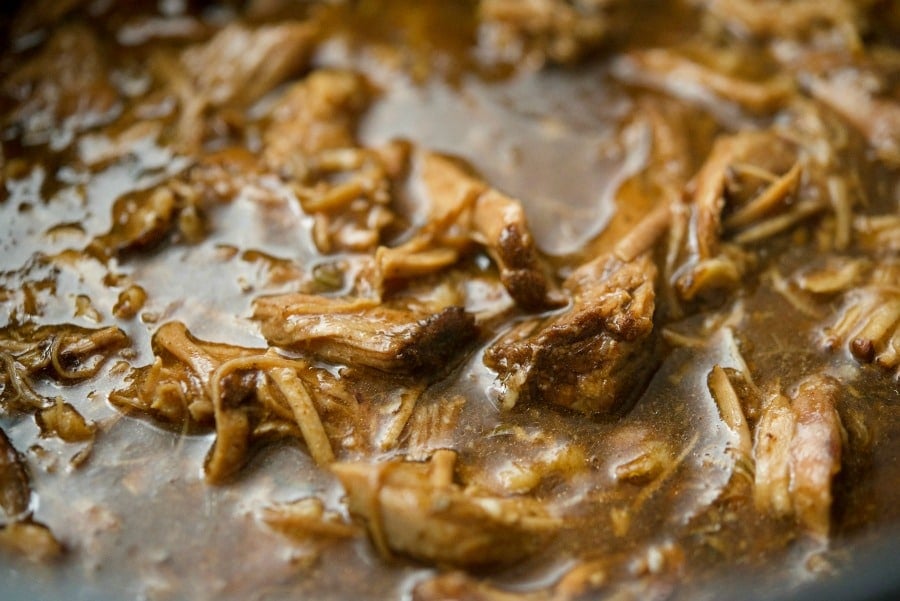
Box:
472 188 564 311
253 294 478 375
413 152 563 311
484 253 657 415
789 374 843 539
332 450 560 568
91 187 178 256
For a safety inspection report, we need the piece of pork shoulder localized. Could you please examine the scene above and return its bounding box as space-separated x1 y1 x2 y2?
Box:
753 374 844 540
410 152 563 311
484 252 657 415
789 374 843 540
253 294 478 375
332 449 560 568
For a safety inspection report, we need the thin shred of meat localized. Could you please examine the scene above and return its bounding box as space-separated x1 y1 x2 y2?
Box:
472 188 565 310
670 121 849 301
753 392 795 516
789 374 843 540
260 497 359 540
1 325 129 413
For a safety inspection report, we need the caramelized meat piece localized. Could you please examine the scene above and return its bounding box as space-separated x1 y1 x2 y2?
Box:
472 188 564 311
789 374 843 540
253 294 478 374
414 152 563 311
332 450 560 568
485 253 657 415
92 187 177 256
